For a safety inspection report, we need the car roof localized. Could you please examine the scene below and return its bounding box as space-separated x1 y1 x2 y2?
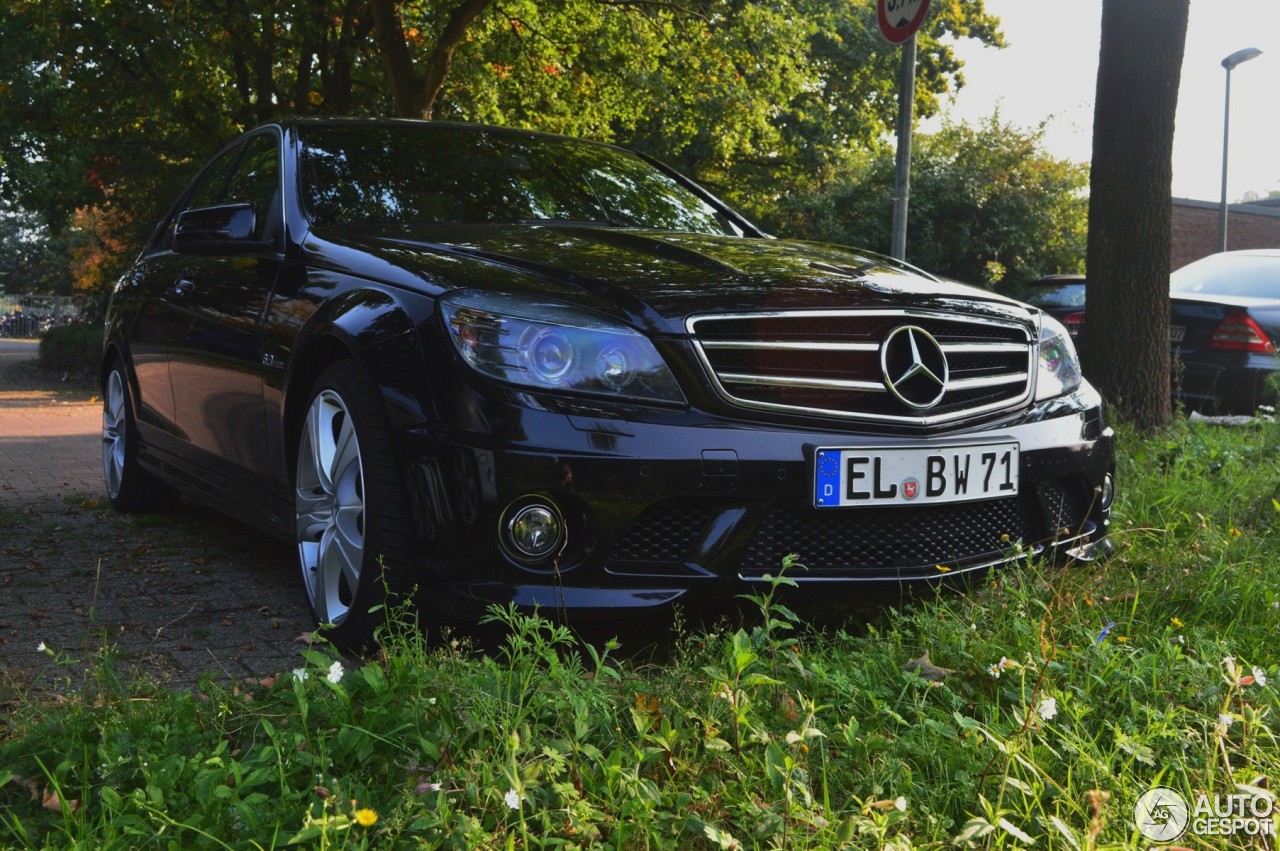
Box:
1031 274 1085 285
274 115 624 151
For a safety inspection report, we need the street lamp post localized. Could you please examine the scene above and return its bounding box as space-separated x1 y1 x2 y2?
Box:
1219 47 1262 253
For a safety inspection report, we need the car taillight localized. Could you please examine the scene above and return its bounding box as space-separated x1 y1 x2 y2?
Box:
1062 311 1085 336
1207 310 1274 353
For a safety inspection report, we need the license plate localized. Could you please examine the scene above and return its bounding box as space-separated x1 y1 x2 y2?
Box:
814 442 1019 507
1170 325 1186 343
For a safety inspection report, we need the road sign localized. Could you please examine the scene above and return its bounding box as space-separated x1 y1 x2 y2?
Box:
877 0 930 44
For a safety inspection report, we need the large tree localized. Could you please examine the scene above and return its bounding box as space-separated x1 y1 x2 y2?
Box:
1080 0 1189 430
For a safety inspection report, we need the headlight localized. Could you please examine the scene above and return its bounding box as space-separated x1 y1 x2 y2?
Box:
1034 314 1083 401
440 290 686 405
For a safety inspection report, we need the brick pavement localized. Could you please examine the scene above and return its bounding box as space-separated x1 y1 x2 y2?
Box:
0 346 315 691
0 397 103 503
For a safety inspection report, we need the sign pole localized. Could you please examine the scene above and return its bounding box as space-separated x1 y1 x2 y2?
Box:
890 32 916 261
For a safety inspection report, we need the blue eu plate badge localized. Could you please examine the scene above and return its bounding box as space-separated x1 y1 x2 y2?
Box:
815 450 841 506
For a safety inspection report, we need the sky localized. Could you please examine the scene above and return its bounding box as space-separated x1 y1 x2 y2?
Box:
923 0 1280 203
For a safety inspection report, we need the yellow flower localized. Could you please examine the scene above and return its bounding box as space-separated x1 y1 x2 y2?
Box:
1115 635 1129 644
1171 617 1184 628
1230 528 1242 537
935 564 952 573
354 808 378 828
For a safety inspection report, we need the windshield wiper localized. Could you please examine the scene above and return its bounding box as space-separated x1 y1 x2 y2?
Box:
518 218 623 228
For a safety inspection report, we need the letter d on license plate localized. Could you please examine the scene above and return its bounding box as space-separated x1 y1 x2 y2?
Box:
814 442 1019 507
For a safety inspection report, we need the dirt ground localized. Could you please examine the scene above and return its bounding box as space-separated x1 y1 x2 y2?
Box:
0 356 314 696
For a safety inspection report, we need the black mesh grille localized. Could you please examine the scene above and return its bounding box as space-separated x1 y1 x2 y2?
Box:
692 311 1033 423
608 503 716 564
1040 480 1092 536
739 497 1033 579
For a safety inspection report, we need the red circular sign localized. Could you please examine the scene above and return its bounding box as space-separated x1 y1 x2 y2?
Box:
877 0 931 44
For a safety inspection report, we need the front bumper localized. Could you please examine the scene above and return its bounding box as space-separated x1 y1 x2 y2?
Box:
1173 352 1279 415
399 385 1114 622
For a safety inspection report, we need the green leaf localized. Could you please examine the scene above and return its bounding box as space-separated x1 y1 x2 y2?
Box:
1048 815 1082 850
997 817 1036 844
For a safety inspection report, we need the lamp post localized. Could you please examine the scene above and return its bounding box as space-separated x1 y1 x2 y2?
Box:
1219 47 1262 253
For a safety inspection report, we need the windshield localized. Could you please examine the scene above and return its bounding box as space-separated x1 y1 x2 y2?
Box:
1022 283 1085 308
1171 253 1280 298
299 123 737 235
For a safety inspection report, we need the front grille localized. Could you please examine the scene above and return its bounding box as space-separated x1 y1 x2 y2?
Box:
608 502 716 563
689 310 1034 424
739 497 1033 579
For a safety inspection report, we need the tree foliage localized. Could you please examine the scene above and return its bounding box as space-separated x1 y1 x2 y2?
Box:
0 0 1002 295
768 115 1089 287
0 202 78 295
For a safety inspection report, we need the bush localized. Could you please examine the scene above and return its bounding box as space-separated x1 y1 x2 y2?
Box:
37 324 101 375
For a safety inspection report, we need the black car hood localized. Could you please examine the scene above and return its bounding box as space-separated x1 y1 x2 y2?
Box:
303 223 1033 334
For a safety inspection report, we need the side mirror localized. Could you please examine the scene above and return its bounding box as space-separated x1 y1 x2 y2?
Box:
174 203 272 255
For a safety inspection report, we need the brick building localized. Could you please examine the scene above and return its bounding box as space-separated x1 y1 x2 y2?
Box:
1171 197 1280 270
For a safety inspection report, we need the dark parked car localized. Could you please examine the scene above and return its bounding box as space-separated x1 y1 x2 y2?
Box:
102 118 1115 646
1016 275 1086 338
1171 249 1280 414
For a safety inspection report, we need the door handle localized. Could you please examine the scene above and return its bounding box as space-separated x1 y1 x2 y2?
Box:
173 279 195 296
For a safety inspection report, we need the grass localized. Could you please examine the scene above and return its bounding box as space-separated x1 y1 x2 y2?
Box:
2 417 1279 848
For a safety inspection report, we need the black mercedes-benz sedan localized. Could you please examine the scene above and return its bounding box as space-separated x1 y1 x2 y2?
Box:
1170 249 1280 414
101 118 1115 646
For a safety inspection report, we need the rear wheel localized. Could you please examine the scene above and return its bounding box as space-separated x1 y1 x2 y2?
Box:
102 359 177 512
294 361 414 649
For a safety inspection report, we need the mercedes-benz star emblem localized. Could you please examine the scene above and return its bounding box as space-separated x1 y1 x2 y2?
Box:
880 325 949 409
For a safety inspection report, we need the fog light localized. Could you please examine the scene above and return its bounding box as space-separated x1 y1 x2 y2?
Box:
1099 473 1114 509
504 502 564 562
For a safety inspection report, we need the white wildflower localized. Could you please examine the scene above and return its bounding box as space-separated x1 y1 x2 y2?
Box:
292 668 309 683
894 796 907 812
36 642 46 653
504 787 523 810
987 663 1002 679
1215 713 1235 735
326 660 344 684
1036 696 1058 721
1253 667 1268 687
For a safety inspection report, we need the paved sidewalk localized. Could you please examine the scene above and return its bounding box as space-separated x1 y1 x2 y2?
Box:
0 397 103 503
0 344 314 690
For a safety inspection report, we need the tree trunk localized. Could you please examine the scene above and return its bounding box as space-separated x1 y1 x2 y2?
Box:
369 0 494 119
1080 0 1189 432
369 0 426 117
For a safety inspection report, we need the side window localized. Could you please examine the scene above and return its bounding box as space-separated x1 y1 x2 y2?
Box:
223 132 281 243
185 144 242 211
151 142 242 253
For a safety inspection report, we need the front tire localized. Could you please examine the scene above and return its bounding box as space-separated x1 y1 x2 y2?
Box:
102 359 177 513
294 361 414 649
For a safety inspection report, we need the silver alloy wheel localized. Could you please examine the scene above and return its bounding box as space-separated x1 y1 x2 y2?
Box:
102 369 127 499
295 388 367 626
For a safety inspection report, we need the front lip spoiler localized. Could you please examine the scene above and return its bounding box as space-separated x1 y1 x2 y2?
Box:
735 523 1108 583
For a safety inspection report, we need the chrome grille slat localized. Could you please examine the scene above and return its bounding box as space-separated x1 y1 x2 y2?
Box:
947 372 1029 391
688 309 1035 425
718 372 887 392
702 340 880 352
